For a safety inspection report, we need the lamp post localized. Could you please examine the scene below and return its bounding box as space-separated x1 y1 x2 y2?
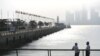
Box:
1 9 2 19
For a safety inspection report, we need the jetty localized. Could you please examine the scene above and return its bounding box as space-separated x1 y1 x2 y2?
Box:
0 11 66 55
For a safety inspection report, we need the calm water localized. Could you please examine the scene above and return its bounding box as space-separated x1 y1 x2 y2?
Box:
3 25 100 56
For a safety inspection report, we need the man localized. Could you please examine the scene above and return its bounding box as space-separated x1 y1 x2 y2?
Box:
86 41 90 56
72 43 80 56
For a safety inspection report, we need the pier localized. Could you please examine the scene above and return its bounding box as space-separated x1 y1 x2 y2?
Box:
0 26 65 49
1 0 100 56
0 10 66 55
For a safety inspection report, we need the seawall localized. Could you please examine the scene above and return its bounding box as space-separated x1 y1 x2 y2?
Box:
0 26 65 49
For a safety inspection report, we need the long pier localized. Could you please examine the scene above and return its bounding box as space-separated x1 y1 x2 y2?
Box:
0 10 67 55
0 26 66 49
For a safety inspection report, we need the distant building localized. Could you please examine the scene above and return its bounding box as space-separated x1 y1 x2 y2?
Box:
74 11 81 25
90 8 100 25
56 16 66 28
74 8 88 25
55 23 66 28
80 8 88 25
66 12 74 25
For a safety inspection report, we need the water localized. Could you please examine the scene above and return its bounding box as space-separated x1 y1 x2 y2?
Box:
3 25 100 56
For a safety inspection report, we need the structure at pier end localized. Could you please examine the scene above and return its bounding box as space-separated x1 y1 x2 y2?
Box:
15 11 55 28
0 11 66 55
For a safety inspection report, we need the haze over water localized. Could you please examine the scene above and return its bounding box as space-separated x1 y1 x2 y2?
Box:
21 25 100 49
3 25 100 56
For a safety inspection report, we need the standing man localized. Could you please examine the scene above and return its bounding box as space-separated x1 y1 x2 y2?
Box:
72 43 80 56
86 41 90 56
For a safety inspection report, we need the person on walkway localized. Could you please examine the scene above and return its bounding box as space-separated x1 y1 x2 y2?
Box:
72 43 80 56
86 41 90 56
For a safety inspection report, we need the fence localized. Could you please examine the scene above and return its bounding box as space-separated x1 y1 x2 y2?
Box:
1 49 100 56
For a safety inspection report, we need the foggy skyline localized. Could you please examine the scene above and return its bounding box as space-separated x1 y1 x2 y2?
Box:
66 8 100 25
1 0 100 24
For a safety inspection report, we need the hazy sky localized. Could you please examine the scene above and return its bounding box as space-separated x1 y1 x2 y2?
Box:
0 0 100 22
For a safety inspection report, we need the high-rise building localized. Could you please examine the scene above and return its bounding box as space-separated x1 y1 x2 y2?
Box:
66 8 100 25
80 8 88 24
66 12 74 25
74 11 81 25
90 8 100 25
74 8 88 25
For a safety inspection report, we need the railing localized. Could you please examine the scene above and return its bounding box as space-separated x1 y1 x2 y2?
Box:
0 27 53 36
1 49 100 56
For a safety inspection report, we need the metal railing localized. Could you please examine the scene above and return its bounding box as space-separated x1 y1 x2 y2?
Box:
0 27 52 36
1 49 100 56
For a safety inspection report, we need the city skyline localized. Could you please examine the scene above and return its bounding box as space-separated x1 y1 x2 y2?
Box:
66 8 100 25
1 0 100 23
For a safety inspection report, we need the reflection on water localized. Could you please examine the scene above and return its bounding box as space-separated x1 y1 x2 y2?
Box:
21 25 100 49
3 25 100 56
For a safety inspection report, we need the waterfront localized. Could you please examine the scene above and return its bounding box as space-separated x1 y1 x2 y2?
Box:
3 25 100 56
22 25 100 49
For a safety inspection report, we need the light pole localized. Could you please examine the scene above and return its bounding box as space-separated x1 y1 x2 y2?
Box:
1 9 2 19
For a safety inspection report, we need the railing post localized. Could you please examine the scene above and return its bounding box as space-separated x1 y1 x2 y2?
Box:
47 50 51 56
48 50 49 56
50 50 51 56
16 49 18 56
82 50 84 56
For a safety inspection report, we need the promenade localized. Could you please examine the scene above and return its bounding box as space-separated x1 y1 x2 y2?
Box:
0 25 100 56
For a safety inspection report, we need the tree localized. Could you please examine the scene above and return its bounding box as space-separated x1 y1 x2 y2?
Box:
0 19 8 31
38 21 44 28
11 19 26 30
29 20 37 29
16 19 26 30
44 22 49 26
48 22 52 27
